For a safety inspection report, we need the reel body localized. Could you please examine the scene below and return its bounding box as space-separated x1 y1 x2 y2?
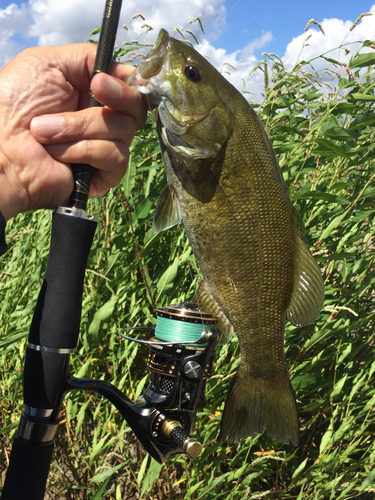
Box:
145 303 218 412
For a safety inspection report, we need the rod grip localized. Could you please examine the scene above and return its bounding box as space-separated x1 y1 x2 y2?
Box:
1 438 54 500
28 211 97 349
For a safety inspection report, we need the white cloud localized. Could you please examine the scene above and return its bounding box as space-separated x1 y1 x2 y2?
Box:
1 1 375 103
0 0 228 66
198 8 375 101
283 7 375 74
0 3 30 67
28 0 105 46
27 0 227 48
240 31 273 61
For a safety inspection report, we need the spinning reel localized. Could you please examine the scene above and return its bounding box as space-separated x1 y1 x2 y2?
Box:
121 302 218 460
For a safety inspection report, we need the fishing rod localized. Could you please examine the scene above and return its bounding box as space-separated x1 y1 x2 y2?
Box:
1 1 217 498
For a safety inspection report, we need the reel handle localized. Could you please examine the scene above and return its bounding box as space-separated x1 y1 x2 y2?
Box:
161 419 203 458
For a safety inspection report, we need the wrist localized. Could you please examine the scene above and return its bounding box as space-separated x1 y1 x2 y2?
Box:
0 157 22 221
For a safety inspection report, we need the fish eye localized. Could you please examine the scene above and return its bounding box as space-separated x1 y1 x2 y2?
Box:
185 65 202 82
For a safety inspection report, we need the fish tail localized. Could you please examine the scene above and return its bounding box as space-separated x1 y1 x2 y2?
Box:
220 367 300 446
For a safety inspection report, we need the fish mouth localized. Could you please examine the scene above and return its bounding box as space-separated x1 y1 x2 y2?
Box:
143 29 170 70
126 29 171 97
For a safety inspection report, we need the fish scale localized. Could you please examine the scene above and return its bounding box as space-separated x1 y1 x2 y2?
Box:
127 29 324 445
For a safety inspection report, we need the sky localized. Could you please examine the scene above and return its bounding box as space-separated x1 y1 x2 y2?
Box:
1 0 375 100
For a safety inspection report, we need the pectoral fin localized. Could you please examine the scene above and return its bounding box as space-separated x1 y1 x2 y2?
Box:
152 185 181 233
286 232 324 327
196 278 233 344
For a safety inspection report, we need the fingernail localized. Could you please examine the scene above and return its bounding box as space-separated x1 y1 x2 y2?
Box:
100 76 123 100
31 115 64 137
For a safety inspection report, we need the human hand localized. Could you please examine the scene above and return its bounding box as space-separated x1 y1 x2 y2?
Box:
0 43 147 221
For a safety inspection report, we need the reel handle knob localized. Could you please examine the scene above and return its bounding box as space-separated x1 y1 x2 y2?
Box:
161 419 202 458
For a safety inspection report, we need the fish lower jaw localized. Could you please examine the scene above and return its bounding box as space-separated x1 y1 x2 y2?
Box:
126 74 162 105
138 86 162 106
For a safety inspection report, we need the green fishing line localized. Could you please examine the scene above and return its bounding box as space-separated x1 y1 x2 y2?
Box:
155 316 214 345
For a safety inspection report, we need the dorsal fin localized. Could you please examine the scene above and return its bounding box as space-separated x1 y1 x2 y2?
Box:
286 232 324 327
152 184 181 234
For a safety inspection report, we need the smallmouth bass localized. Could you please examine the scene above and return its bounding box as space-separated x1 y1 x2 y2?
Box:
127 30 324 446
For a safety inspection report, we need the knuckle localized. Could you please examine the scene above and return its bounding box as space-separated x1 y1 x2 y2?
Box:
112 141 129 169
64 111 91 137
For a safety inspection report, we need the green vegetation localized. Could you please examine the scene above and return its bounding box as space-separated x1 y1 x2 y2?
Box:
2 26 375 500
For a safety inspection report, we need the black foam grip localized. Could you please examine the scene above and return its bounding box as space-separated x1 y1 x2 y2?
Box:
1 438 54 500
29 212 97 349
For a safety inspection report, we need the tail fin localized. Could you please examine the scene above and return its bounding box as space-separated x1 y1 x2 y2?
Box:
220 368 300 446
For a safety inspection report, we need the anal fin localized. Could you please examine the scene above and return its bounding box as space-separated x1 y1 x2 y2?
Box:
287 231 324 327
196 278 233 345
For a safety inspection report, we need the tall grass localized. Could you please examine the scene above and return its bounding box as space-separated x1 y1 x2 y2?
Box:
1 22 375 500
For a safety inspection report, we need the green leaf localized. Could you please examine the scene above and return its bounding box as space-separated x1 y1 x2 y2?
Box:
296 191 350 205
319 419 334 453
360 468 375 491
320 211 348 240
332 417 352 443
324 126 358 141
296 486 304 500
322 56 341 65
330 103 357 115
90 435 110 466
122 153 136 197
88 295 118 346
76 399 91 435
137 455 149 486
0 330 28 348
75 358 92 379
156 257 179 299
350 113 375 129
91 478 110 500
303 92 323 101
331 373 348 398
349 53 375 69
197 472 232 499
89 26 101 36
134 374 149 401
189 479 206 494
144 227 155 246
291 458 308 482
350 93 375 101
132 198 153 223
314 138 351 158
140 459 163 496
91 462 127 483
